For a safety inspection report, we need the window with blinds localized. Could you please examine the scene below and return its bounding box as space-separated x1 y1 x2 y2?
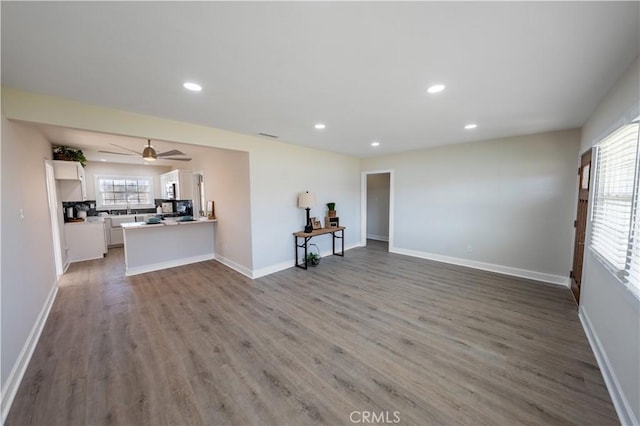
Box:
626 141 640 295
591 120 640 297
95 176 154 208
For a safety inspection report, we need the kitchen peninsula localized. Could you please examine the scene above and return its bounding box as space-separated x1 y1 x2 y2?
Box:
121 218 217 276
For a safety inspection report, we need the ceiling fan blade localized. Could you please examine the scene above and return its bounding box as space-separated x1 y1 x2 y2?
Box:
98 150 138 156
164 157 192 161
157 150 185 157
110 143 141 155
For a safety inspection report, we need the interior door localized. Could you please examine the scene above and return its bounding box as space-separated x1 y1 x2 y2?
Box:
571 149 592 304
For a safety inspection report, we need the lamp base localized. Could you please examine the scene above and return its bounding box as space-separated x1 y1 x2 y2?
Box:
304 207 312 233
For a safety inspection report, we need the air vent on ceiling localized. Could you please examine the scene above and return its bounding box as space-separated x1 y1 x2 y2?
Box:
258 132 278 139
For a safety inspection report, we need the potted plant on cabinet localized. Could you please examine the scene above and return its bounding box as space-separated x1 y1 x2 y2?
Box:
327 202 336 218
52 146 88 167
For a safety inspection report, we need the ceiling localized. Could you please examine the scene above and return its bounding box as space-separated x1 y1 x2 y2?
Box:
2 2 639 158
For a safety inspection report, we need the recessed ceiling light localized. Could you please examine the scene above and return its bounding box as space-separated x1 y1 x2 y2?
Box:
371 141 380 147
100 158 107 162
464 123 478 130
314 123 326 130
183 82 202 92
427 84 445 94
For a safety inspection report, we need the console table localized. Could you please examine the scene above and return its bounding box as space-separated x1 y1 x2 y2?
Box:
293 226 345 270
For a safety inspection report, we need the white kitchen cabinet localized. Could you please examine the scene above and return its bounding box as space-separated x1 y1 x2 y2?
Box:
54 160 87 201
64 221 106 263
106 215 149 247
160 173 170 198
59 179 87 202
161 169 193 200
53 160 83 180
109 226 124 247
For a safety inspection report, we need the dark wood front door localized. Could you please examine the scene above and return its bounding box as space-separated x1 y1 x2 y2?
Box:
571 149 592 304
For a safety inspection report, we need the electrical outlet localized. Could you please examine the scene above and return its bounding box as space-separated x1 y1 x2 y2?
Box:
19 209 24 220
467 244 473 253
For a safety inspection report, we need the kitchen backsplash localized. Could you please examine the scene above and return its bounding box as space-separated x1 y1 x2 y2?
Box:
61 199 192 220
62 200 98 219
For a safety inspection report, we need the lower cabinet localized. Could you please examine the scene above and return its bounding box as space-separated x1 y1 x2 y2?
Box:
109 225 124 246
65 222 107 263
106 215 138 247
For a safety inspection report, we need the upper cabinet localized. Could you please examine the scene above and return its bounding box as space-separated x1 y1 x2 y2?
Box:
53 160 87 201
161 169 193 200
53 160 84 180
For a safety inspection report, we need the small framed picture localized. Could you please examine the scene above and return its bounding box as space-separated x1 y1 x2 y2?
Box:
312 219 322 229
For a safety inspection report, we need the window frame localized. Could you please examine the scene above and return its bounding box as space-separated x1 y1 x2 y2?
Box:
589 118 640 299
94 175 155 209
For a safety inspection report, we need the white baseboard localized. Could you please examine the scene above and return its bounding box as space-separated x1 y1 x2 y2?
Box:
318 243 361 258
1 281 58 424
215 254 253 279
367 234 389 242
389 246 570 287
579 307 637 426
252 260 293 279
251 243 362 279
125 253 214 276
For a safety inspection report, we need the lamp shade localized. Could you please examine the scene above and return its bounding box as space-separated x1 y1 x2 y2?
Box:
297 191 316 209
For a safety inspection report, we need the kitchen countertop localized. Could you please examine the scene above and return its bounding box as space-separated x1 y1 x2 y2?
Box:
121 218 217 229
65 217 105 224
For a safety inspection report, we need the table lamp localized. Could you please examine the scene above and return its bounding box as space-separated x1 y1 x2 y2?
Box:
298 191 316 233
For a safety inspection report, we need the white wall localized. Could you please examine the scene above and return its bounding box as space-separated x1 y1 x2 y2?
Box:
1 117 59 419
83 161 171 201
188 146 253 273
247 141 360 275
361 129 580 284
578 56 639 426
366 173 390 241
1 88 362 278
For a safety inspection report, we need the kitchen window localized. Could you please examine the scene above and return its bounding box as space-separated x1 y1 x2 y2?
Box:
95 176 154 208
591 118 640 297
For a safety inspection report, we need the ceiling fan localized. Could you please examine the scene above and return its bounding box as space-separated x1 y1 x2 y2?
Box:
98 140 192 162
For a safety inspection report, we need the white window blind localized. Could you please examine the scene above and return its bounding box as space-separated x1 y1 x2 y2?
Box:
626 144 640 296
591 120 639 296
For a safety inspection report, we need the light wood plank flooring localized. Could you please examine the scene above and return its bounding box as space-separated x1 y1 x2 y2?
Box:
6 240 617 425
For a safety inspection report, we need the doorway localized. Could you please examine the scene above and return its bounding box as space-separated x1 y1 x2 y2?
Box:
44 160 64 277
361 170 394 248
571 149 592 304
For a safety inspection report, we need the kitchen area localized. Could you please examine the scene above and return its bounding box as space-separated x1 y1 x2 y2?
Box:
29 123 251 282
53 145 217 276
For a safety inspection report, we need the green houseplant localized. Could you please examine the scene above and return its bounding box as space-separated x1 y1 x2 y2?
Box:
306 244 321 266
327 202 336 218
52 146 88 167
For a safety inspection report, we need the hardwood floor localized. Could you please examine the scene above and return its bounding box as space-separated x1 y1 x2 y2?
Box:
6 241 617 425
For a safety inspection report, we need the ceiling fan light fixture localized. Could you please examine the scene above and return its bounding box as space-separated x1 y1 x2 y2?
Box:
142 141 157 161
